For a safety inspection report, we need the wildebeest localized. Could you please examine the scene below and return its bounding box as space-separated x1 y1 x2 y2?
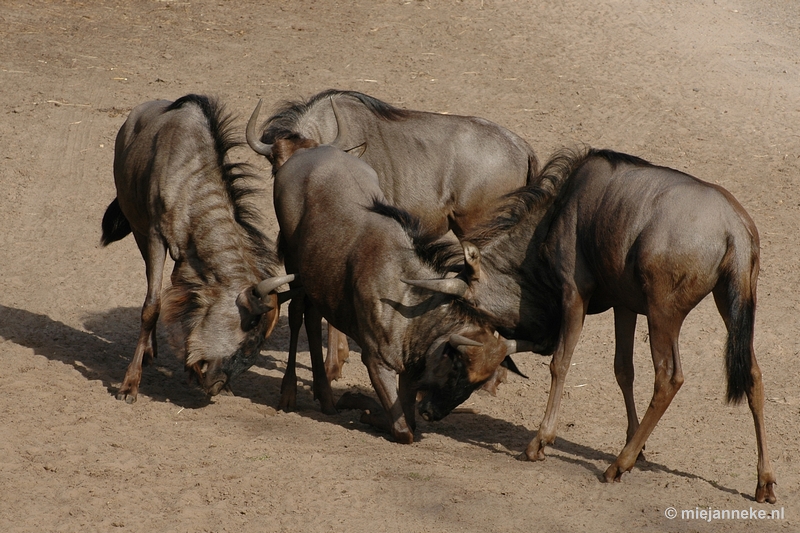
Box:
248 128 527 442
403 147 777 503
101 94 291 402
247 89 538 383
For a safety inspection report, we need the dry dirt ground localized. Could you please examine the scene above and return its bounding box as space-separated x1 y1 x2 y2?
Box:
1 1 799 531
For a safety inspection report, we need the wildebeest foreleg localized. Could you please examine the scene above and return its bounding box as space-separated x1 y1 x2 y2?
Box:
603 311 685 482
117 231 166 403
324 324 350 382
303 305 337 415
278 296 303 411
363 355 414 444
397 372 417 433
522 289 587 461
613 307 645 460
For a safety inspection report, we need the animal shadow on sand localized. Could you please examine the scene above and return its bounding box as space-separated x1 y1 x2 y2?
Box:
0 304 282 409
334 381 746 500
0 304 365 415
0 304 745 499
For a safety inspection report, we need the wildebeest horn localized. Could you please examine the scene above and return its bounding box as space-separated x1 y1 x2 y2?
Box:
254 274 296 299
330 96 348 149
401 277 469 298
449 334 483 348
246 99 273 156
504 339 536 355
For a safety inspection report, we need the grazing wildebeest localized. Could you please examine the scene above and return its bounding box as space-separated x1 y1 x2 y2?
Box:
247 89 538 383
404 147 777 503
101 94 291 403
247 130 527 442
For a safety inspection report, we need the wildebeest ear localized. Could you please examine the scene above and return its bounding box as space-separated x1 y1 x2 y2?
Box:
345 142 367 158
461 241 481 282
236 287 273 331
271 137 318 169
500 356 528 379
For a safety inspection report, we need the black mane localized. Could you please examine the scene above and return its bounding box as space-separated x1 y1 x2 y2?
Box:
367 200 463 274
379 146 654 277
262 89 411 143
366 200 500 327
466 147 654 246
168 94 278 278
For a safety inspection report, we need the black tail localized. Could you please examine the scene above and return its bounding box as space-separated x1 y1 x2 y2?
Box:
100 198 132 246
724 284 755 404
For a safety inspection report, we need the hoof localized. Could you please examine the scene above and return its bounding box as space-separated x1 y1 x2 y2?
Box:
755 482 777 504
116 390 137 404
393 429 414 445
603 463 627 483
320 401 338 416
518 445 546 462
277 393 296 412
325 365 342 383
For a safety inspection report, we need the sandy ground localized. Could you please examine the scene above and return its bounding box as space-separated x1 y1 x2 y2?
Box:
1 1 799 531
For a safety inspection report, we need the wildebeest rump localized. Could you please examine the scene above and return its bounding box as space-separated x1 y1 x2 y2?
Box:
404 147 777 503
256 89 537 236
248 89 538 383
101 94 290 402
255 133 526 443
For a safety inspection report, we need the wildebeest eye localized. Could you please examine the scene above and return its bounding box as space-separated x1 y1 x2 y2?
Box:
242 316 260 332
442 343 458 361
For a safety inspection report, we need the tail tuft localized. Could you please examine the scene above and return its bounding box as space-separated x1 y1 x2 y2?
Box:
100 198 132 246
724 292 755 404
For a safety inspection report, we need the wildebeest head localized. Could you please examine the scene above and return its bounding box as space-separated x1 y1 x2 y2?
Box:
163 274 293 396
417 326 525 422
401 241 530 421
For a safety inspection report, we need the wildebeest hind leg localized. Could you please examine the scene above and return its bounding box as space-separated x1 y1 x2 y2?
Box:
744 355 777 503
613 307 645 461
324 324 350 382
712 283 776 503
304 305 337 414
604 311 684 482
117 231 166 404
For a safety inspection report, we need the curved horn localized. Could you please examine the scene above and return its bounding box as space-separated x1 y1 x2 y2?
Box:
401 277 469 298
255 274 296 299
449 334 483 348
504 339 537 355
246 99 274 156
330 96 349 149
